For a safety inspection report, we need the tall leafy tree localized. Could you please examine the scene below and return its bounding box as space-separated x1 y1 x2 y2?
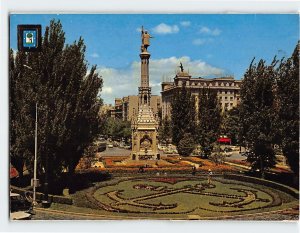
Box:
276 43 299 178
196 88 221 156
177 133 195 156
170 83 196 146
222 107 241 145
158 116 172 144
10 49 36 178
239 59 277 178
102 118 131 141
9 20 103 191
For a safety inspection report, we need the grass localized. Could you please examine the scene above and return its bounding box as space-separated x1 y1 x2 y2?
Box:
90 176 297 216
35 175 298 220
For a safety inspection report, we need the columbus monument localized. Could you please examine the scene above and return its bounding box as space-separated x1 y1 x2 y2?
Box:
130 27 160 160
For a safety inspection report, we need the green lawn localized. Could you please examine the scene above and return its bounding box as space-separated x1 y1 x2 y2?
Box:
59 175 298 219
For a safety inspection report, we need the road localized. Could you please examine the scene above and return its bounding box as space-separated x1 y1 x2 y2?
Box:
100 147 131 156
226 151 246 161
100 146 171 157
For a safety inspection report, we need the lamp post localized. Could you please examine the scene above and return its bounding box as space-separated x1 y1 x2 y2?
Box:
23 64 39 206
32 102 38 205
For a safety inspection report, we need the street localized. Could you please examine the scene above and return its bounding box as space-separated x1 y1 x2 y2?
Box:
100 146 131 157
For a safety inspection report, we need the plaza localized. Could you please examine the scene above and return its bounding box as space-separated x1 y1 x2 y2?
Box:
9 15 299 222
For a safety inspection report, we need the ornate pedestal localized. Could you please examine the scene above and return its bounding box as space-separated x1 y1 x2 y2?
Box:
131 105 159 160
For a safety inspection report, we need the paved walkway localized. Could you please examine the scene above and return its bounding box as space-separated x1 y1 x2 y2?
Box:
32 205 299 220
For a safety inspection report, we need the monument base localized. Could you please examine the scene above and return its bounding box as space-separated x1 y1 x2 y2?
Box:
131 152 160 161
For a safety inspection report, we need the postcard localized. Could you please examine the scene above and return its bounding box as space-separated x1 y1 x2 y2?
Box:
9 14 299 221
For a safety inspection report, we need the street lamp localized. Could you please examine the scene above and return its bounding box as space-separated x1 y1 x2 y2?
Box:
23 64 39 206
32 103 39 205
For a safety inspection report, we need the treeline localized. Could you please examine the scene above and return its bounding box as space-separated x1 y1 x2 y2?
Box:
10 20 103 191
161 42 299 178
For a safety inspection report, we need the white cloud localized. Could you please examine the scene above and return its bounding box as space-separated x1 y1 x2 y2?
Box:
192 38 213 46
102 87 113 94
13 50 17 58
152 23 179 34
180 21 191 27
91 52 99 58
193 39 206 45
199 26 221 36
97 56 224 104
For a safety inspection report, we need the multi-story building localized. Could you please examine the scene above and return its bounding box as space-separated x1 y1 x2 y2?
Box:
99 103 114 117
161 70 242 119
109 95 161 121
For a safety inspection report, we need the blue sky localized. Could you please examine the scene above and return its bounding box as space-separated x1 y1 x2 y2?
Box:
10 14 299 104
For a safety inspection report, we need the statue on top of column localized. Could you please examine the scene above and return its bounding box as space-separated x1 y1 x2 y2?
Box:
141 26 153 52
179 62 184 72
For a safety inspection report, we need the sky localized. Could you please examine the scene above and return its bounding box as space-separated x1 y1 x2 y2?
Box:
10 14 299 104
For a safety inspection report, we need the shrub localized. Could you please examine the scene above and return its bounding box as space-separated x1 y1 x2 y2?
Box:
177 133 195 157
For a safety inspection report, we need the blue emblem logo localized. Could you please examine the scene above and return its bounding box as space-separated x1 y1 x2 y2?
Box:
18 25 41 52
23 30 37 48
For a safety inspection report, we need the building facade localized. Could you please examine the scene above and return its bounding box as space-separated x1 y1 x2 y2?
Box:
161 70 242 119
122 95 161 121
107 95 161 121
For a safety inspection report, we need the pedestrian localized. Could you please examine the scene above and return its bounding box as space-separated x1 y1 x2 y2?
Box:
139 166 144 173
192 166 196 175
208 169 213 184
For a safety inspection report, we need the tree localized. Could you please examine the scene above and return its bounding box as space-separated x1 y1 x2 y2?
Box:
196 88 221 157
171 83 196 147
177 133 195 156
239 58 277 178
9 49 36 178
276 43 299 178
158 116 172 144
102 117 131 141
9 20 103 192
222 107 241 145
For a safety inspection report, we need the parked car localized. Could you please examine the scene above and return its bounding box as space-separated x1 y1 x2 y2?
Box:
163 148 173 154
241 152 248 157
113 141 119 147
224 147 233 152
91 161 102 168
10 192 32 220
159 145 166 151
172 149 178 154
97 141 107 152
108 144 113 148
124 144 132 149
